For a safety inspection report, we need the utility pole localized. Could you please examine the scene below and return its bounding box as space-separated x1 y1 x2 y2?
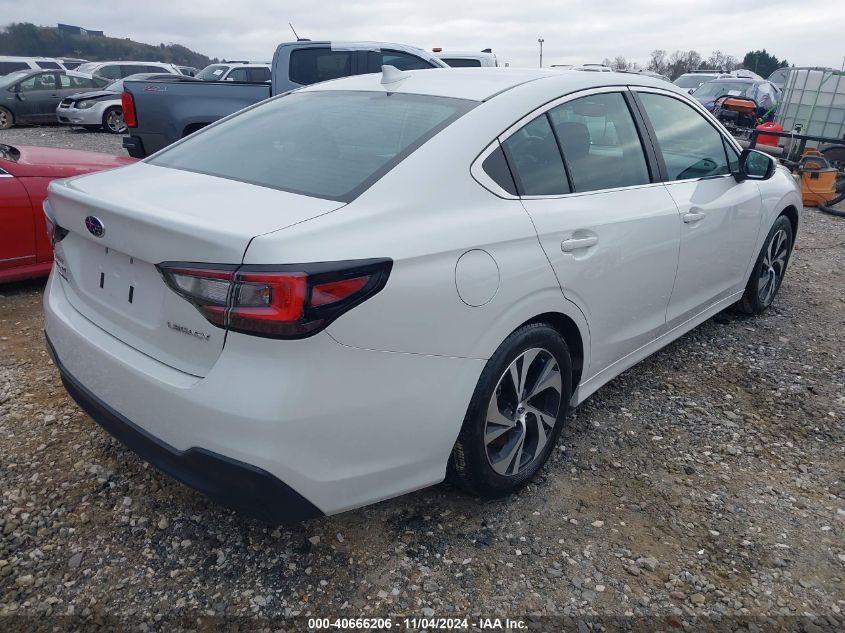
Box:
538 38 545 68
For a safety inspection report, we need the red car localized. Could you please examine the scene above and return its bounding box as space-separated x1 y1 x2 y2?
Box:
0 144 134 283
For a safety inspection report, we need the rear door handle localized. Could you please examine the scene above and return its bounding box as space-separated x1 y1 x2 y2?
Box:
561 236 598 252
683 212 705 224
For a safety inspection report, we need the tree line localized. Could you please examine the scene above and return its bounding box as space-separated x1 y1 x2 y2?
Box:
601 49 789 80
0 22 214 68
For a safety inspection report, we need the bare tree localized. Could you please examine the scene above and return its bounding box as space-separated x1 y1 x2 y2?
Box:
705 50 738 72
611 56 629 71
648 49 668 76
667 50 703 80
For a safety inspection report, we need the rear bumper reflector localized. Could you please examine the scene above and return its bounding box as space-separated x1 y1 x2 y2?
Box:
46 333 324 524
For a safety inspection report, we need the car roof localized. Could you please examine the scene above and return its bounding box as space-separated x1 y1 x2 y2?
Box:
300 67 676 102
434 51 495 58
707 77 756 83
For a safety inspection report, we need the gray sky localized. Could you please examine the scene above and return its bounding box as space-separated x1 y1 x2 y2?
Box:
3 0 844 70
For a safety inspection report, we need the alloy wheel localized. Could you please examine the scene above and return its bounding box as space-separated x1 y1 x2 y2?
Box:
758 228 789 306
0 109 10 129
107 109 126 133
484 347 562 477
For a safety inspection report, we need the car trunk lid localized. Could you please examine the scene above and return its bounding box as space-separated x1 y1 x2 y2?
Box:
47 162 345 376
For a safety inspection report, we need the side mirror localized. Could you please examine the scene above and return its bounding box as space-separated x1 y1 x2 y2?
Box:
733 149 776 182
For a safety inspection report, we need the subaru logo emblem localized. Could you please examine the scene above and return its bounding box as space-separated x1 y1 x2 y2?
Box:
85 216 105 238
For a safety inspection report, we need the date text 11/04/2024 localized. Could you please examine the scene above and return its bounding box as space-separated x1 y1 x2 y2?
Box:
307 617 527 630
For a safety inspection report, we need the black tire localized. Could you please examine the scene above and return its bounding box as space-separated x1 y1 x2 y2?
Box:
102 106 126 134
447 323 572 498
0 106 13 130
737 215 794 315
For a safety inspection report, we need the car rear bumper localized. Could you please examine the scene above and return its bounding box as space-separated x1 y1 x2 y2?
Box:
48 335 323 523
122 135 147 158
43 271 482 518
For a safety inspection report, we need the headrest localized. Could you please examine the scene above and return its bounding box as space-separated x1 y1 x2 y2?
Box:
554 121 590 159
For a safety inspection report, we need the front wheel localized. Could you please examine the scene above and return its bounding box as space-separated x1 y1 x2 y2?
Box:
0 106 13 130
448 323 572 498
737 215 794 314
102 107 126 134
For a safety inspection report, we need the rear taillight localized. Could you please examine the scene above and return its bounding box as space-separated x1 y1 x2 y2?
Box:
121 91 137 127
157 259 392 339
43 202 68 247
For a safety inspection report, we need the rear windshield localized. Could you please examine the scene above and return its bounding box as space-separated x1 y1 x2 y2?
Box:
674 74 716 89
150 90 476 202
693 81 751 98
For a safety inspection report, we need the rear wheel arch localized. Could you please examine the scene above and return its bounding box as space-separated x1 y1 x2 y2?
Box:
0 106 14 129
182 122 209 137
517 312 585 388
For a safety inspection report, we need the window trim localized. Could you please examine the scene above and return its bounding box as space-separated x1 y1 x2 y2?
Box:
472 85 665 200
629 86 743 185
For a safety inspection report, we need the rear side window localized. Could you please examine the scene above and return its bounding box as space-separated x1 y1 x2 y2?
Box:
442 58 482 68
637 92 730 180
249 67 271 82
97 65 122 79
501 115 570 196
289 49 352 85
59 74 95 89
380 51 435 71
151 91 475 202
548 92 651 192
481 144 517 195
36 60 62 69
0 61 29 74
228 67 271 83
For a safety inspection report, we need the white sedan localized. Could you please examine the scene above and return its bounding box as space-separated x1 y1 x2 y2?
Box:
43 67 801 522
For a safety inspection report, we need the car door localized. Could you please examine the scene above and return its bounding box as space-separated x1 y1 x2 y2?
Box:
504 88 682 378
632 89 764 325
0 170 36 271
13 72 60 121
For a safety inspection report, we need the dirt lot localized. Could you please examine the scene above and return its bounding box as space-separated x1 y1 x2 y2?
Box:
1 127 843 631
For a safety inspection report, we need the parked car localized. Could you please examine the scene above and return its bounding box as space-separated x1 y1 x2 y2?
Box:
70 61 182 87
673 71 727 92
195 62 272 82
573 63 613 72
432 48 497 67
691 77 780 114
0 144 133 283
0 69 99 129
176 66 199 77
122 40 448 157
57 72 197 134
44 69 801 522
0 56 68 76
628 69 671 82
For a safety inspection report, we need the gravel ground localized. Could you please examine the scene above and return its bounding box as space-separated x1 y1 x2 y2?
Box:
0 126 843 631
0 125 124 156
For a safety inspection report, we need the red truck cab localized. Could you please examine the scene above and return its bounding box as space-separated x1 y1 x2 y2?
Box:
0 144 134 283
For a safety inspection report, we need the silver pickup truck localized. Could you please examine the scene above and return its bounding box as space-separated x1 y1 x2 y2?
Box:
122 41 447 158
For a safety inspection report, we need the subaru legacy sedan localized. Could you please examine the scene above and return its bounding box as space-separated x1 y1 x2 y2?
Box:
44 68 801 522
